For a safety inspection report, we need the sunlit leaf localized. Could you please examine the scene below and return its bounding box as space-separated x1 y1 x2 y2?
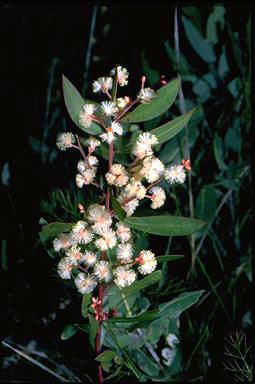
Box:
88 314 99 350
121 78 180 123
95 350 118 362
159 290 205 318
62 75 102 135
124 215 207 236
150 109 195 144
81 292 92 318
157 255 184 263
120 270 162 295
40 222 73 242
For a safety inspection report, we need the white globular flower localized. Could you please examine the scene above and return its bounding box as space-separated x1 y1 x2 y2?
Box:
87 136 101 150
95 229 117 250
114 266 136 288
53 233 74 252
149 186 166 209
166 333 180 348
138 132 158 146
162 348 176 367
66 245 85 263
100 121 123 143
164 165 186 184
133 132 158 159
87 204 106 222
74 273 97 294
87 204 112 234
79 103 97 128
56 132 75 151
116 242 133 264
137 87 156 104
142 157 165 183
111 121 123 136
116 223 132 242
101 101 118 116
105 164 128 187
77 155 98 174
71 221 94 244
77 158 98 173
93 260 111 282
124 180 146 200
110 66 129 87
116 96 130 109
84 251 97 267
58 257 77 279
100 131 115 144
76 169 96 188
92 77 112 94
119 195 139 216
137 250 157 275
87 155 98 167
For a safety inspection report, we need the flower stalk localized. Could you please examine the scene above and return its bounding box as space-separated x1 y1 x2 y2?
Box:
52 64 194 382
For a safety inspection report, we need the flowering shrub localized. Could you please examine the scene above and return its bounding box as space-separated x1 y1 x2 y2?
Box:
40 65 206 382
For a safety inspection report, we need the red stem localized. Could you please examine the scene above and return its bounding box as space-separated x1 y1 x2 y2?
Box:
96 283 104 383
115 98 139 121
95 139 114 383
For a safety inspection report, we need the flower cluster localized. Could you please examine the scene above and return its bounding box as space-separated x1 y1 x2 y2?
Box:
54 65 192 301
53 207 158 293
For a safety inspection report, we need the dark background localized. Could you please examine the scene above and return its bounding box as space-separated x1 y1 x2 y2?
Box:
2 2 253 383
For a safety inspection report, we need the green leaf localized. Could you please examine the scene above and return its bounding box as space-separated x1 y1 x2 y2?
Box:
108 329 146 380
157 255 184 263
206 5 225 45
227 77 241 98
62 75 102 135
121 78 180 123
110 189 127 220
145 318 169 344
193 79 211 103
182 16 216 63
81 292 92 318
124 215 207 236
150 109 195 144
40 222 73 242
88 314 99 350
109 310 160 324
218 46 229 79
159 290 205 318
195 185 217 223
95 350 118 362
182 6 202 32
225 122 241 153
77 324 89 333
110 271 162 310
101 361 111 373
213 135 226 171
111 65 118 101
61 324 77 340
131 349 160 377
159 120 199 164
120 270 162 295
203 73 217 89
165 40 190 75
